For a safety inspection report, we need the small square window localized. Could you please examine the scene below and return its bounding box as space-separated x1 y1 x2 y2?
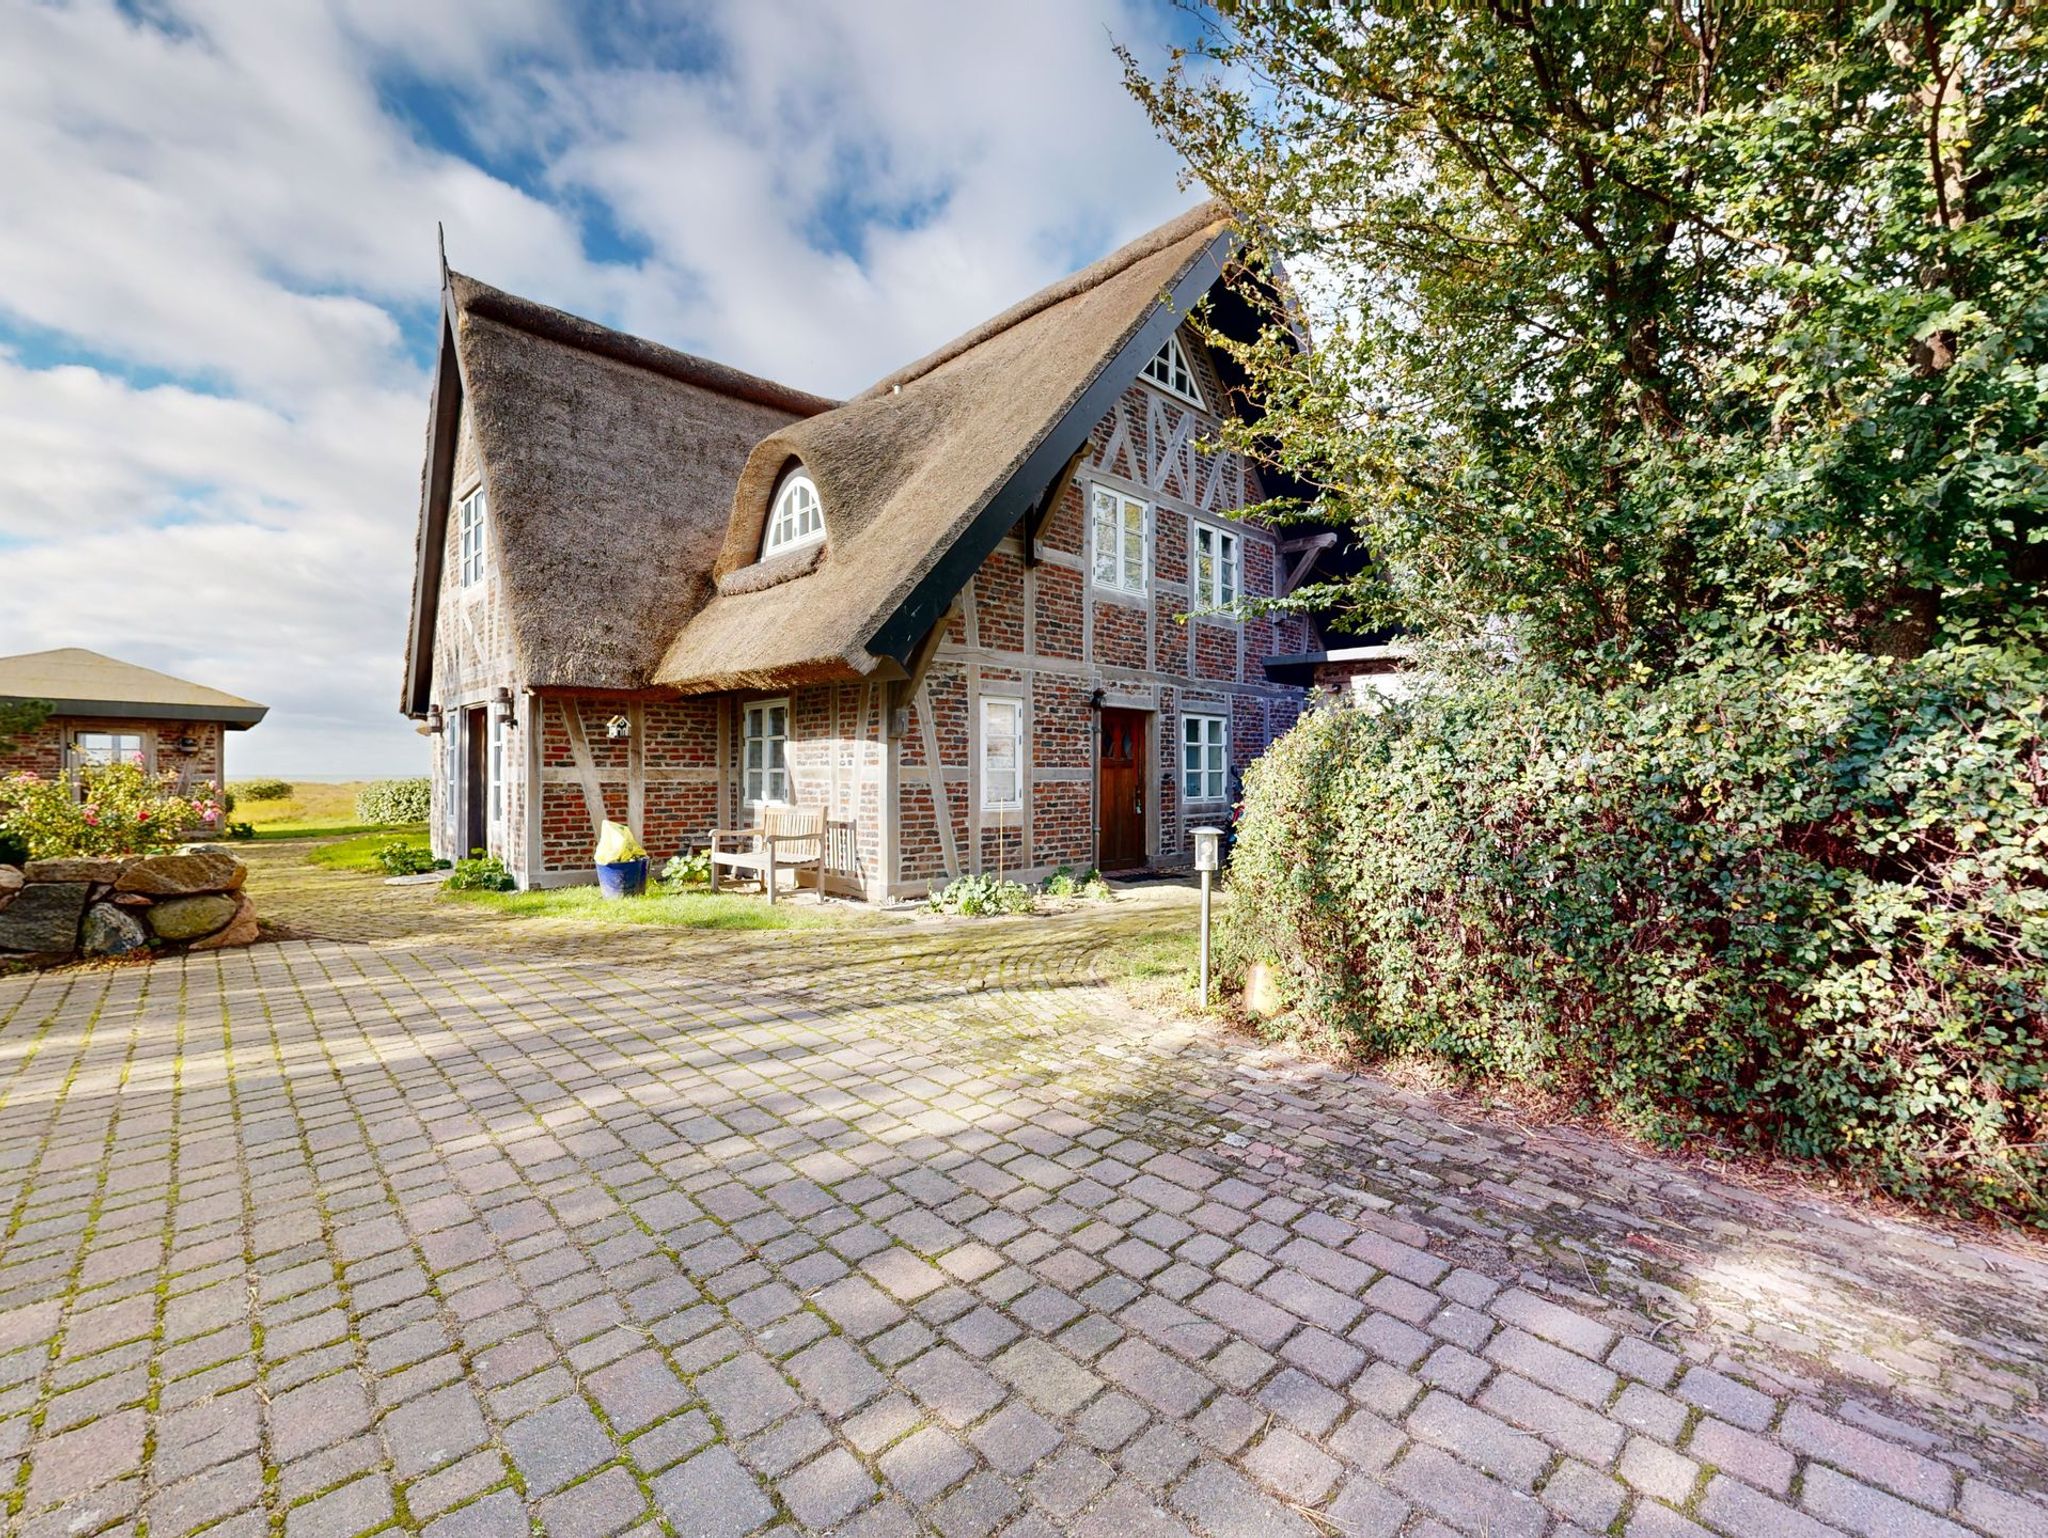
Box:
1182 714 1229 802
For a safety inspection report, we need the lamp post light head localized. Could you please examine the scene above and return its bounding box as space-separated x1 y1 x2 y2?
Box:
1192 825 1223 874
492 686 517 727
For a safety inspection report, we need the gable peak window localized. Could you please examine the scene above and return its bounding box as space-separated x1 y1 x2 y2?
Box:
459 485 488 588
763 467 825 557
1141 333 1204 408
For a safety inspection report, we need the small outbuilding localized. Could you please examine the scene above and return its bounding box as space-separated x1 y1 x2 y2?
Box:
0 648 268 797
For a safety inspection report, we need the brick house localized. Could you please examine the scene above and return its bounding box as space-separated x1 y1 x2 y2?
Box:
0 648 267 796
401 202 1326 898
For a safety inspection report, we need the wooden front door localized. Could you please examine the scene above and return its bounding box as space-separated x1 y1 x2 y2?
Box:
464 707 488 858
1097 708 1148 871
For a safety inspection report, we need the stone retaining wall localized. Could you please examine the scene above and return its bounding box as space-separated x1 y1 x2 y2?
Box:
0 847 258 965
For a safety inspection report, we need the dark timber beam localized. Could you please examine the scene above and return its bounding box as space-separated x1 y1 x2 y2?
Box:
1022 443 1089 569
885 601 956 739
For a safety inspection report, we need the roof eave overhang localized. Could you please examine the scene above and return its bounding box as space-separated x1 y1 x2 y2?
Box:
5 697 269 728
862 227 1241 671
401 288 465 719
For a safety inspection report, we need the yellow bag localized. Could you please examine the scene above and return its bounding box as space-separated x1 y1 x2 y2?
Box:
593 820 646 864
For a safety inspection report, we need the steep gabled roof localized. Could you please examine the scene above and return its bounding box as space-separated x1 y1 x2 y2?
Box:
400 273 837 713
651 200 1239 692
0 648 267 727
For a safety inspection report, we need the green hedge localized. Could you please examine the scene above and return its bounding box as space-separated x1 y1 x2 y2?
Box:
1225 645 2048 1222
354 778 431 826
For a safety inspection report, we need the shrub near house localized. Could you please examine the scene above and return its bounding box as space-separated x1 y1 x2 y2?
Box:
1225 646 2048 1220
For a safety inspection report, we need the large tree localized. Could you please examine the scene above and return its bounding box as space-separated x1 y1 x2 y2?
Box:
1126 0 2047 675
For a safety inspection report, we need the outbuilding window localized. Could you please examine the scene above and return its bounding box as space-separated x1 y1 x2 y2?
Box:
980 696 1024 811
488 712 507 845
1193 525 1241 610
459 486 488 588
743 699 790 806
1182 714 1229 803
1090 485 1149 596
763 469 824 557
1141 333 1204 408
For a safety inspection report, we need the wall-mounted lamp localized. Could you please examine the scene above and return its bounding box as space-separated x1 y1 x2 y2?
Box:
493 687 518 728
1088 687 1106 712
424 706 444 736
171 735 200 756
605 714 631 740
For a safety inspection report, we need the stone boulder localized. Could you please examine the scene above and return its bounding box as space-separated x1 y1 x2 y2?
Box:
189 897 259 951
0 865 21 912
0 882 89 954
115 850 244 897
83 904 151 958
26 857 136 884
148 893 240 942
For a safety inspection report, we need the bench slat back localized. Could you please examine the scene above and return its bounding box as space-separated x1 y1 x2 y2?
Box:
763 805 822 861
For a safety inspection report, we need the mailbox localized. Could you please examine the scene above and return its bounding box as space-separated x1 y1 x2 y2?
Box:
1192 825 1224 873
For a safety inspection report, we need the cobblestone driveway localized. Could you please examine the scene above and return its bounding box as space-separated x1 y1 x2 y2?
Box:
3 848 2047 1538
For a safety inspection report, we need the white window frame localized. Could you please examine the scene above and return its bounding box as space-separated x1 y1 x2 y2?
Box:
443 725 460 850
1090 484 1150 597
742 697 791 808
979 696 1024 812
459 485 488 588
1183 713 1230 804
1193 524 1242 610
762 468 825 558
487 711 507 846
69 731 150 798
1141 333 1205 408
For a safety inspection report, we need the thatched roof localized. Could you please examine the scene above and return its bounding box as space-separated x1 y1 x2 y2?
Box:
654 200 1238 691
401 274 836 710
0 648 267 727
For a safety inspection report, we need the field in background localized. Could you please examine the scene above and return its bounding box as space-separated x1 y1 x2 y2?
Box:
231 779 396 839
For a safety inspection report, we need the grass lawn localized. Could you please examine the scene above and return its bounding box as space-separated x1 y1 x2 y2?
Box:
234 779 408 839
1108 928 1199 987
307 826 434 873
444 883 856 932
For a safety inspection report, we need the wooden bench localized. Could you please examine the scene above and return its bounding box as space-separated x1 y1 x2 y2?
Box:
707 806 825 905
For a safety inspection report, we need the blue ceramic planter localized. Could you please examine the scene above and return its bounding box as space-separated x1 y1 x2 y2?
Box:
595 857 648 899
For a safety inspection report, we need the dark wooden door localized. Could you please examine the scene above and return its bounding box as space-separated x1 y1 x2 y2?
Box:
1097 708 1148 871
465 707 488 858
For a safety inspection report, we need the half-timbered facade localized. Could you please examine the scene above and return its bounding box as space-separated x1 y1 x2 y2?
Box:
402 202 1324 898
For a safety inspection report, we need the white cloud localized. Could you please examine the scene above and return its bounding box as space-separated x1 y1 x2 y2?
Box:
0 0 1199 776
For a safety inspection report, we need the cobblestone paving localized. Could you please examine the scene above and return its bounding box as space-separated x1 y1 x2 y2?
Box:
2 846 2046 1538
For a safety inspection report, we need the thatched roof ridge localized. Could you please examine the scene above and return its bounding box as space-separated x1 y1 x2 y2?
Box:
651 202 1237 693
447 272 839 418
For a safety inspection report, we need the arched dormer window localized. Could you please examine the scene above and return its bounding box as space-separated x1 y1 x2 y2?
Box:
762 467 825 557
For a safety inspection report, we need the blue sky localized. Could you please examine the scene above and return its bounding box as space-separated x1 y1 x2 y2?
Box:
0 0 1207 775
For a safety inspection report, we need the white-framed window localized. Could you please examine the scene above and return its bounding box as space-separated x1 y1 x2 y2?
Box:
443 725 460 846
762 468 825 557
1090 485 1149 596
742 698 790 806
1193 524 1241 610
1141 333 1204 407
1183 713 1229 803
980 696 1024 812
71 731 149 771
488 712 507 843
459 485 488 588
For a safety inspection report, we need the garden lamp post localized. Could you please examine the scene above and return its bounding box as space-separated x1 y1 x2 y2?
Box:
1192 826 1222 1006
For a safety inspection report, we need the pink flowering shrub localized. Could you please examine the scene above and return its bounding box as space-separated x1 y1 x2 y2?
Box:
0 762 217 859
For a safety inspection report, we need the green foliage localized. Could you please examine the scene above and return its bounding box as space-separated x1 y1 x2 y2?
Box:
0 763 223 858
1043 865 1113 901
1226 646 2048 1221
375 839 444 876
225 820 256 841
925 874 1038 917
354 778 432 826
232 778 294 802
305 830 442 874
660 851 712 887
1127 1 2047 671
0 698 50 756
443 854 513 892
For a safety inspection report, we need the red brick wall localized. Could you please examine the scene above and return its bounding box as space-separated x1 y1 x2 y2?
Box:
1 717 226 798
